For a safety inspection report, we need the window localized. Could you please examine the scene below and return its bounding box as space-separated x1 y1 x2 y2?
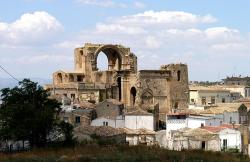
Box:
71 94 75 99
222 98 225 103
202 97 206 105
191 99 194 103
75 116 80 124
211 96 215 104
103 121 108 126
177 70 181 81
174 102 178 109
230 117 232 123
223 139 227 150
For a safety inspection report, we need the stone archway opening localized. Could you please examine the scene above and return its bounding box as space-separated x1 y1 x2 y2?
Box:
96 51 109 71
57 73 63 83
130 87 137 107
94 45 122 71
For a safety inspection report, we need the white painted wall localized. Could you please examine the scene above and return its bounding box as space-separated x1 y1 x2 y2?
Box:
166 119 186 132
219 128 241 151
91 116 124 128
125 115 154 131
186 117 222 128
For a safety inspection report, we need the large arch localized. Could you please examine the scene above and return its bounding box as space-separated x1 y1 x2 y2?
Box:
93 45 122 71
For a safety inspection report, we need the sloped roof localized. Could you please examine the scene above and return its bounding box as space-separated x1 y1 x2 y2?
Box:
122 128 155 135
174 128 218 141
189 85 230 92
201 126 227 133
200 103 243 115
74 126 125 137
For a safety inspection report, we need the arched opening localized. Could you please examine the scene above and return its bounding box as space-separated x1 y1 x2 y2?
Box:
77 75 84 82
57 73 63 83
97 51 109 71
117 77 122 101
95 46 122 71
130 87 137 107
69 74 74 82
79 50 83 69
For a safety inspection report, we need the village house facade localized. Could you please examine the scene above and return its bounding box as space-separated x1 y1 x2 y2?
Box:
189 86 231 106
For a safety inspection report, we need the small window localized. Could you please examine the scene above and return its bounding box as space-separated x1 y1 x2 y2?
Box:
75 116 80 124
71 94 75 99
107 104 109 107
223 139 227 150
174 102 178 109
230 117 232 123
222 98 225 103
177 70 181 81
191 99 194 102
103 121 108 126
211 96 215 104
202 97 206 105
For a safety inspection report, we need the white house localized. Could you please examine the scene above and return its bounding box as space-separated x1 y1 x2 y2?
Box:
166 113 188 133
186 115 223 128
125 109 155 131
90 115 125 128
202 126 242 151
189 86 231 106
166 113 222 132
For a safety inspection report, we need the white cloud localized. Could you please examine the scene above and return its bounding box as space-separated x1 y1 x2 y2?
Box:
0 11 63 46
113 11 217 29
96 23 145 34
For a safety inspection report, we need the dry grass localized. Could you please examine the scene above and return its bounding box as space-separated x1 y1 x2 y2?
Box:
0 145 249 162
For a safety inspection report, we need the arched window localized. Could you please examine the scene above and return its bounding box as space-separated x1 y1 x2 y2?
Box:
130 87 137 106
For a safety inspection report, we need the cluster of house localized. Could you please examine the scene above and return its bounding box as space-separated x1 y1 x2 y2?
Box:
58 96 159 146
57 94 250 155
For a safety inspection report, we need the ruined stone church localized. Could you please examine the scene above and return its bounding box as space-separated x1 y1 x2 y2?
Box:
45 43 189 114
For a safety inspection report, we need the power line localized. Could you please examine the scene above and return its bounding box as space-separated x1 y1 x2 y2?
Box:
0 65 20 82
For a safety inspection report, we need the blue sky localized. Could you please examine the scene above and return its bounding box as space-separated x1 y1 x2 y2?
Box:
0 0 250 81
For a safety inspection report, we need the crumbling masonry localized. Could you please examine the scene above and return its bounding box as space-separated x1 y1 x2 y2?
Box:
45 43 189 114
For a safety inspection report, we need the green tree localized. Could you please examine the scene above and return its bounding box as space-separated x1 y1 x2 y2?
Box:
0 79 61 148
